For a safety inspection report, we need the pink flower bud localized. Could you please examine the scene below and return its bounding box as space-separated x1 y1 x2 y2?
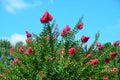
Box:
77 22 83 30
26 31 32 38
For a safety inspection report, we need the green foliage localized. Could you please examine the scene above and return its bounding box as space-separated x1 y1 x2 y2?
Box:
0 16 120 80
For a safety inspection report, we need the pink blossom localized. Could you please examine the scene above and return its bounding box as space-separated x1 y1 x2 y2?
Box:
27 47 33 53
12 59 19 65
77 22 83 30
19 46 24 52
26 31 32 38
81 36 90 43
45 36 51 41
87 53 92 58
112 67 119 73
61 25 71 36
90 59 99 65
113 41 120 46
110 52 118 58
98 45 104 51
40 11 53 23
68 47 76 55
105 58 111 63
65 25 71 31
96 42 102 47
104 76 109 80
10 45 14 50
24 51 29 55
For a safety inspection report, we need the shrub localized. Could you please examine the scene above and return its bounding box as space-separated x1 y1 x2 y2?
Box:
0 11 120 80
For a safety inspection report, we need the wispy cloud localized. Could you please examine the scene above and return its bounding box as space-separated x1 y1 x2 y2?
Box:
1 0 42 14
1 33 26 45
9 33 26 45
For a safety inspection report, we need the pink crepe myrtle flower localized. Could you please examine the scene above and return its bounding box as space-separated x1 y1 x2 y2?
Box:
40 11 53 23
87 53 92 58
77 22 83 30
26 31 32 38
19 45 24 52
12 59 19 65
24 51 29 55
45 36 51 41
105 57 111 63
113 40 120 46
10 45 14 50
96 42 104 51
61 25 71 36
98 45 104 51
81 36 90 43
104 76 109 80
96 42 102 47
68 47 76 55
90 59 99 65
27 47 33 53
112 67 119 73
110 52 118 58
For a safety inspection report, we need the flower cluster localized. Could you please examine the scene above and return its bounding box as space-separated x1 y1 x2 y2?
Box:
12 59 19 65
81 35 90 43
68 47 76 55
0 11 119 80
61 25 71 36
40 11 53 23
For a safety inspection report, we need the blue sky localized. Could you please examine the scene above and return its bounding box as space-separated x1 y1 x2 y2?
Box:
0 0 120 45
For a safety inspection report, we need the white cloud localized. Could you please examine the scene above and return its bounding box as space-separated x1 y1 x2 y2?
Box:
10 33 26 45
1 0 42 14
2 33 26 45
1 33 26 45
